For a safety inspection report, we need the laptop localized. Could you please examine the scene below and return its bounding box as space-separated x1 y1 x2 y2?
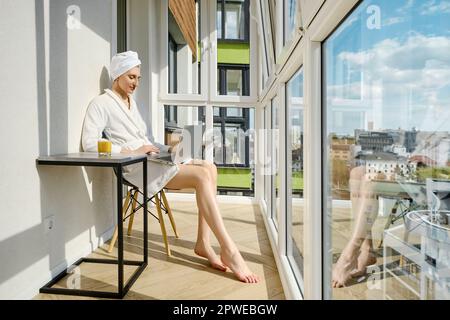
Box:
147 124 203 165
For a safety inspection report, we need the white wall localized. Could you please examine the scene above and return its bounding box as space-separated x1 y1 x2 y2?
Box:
0 0 116 299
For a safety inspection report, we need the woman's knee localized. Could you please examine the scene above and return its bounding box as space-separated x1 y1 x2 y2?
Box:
199 161 217 181
193 165 213 187
207 162 217 180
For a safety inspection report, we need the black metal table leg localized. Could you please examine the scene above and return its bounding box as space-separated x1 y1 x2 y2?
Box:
143 160 148 264
117 164 124 297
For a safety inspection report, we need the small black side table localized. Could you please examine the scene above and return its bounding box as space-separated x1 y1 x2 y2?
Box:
36 152 148 299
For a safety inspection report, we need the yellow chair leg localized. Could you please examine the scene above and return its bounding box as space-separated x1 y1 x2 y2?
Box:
127 189 139 236
156 193 171 256
161 189 179 238
108 190 131 253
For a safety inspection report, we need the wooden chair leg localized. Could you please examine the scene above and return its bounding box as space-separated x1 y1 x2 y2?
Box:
108 190 132 253
161 189 179 238
156 192 171 256
127 189 139 236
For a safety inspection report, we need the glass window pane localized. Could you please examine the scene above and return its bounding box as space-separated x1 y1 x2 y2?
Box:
227 107 243 117
225 124 246 165
213 124 223 164
284 0 297 44
217 3 222 39
214 106 255 197
272 97 280 228
264 106 271 216
164 105 205 195
324 0 450 300
287 68 304 281
225 2 245 40
226 69 243 96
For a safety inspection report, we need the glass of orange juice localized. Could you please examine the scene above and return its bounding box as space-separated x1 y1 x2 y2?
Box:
98 139 112 156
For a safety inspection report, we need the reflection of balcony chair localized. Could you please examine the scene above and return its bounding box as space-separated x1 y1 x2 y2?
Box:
377 187 427 248
108 170 179 256
426 178 450 224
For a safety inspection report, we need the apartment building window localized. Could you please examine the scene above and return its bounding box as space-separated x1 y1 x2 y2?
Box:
323 0 450 300
216 0 251 98
212 107 251 167
217 64 250 96
217 0 249 41
164 106 205 170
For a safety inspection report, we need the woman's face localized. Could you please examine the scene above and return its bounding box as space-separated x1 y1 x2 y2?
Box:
116 66 141 95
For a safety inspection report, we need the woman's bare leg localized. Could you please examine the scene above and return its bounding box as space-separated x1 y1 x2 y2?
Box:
166 163 259 283
351 236 377 278
332 166 379 288
190 161 227 271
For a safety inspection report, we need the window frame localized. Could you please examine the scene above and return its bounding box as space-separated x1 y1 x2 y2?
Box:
217 0 250 43
160 0 208 102
217 63 250 97
212 107 251 168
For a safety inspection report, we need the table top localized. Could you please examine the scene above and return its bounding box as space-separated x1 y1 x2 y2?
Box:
36 152 147 167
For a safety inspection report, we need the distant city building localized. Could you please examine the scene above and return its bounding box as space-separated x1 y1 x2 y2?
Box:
331 144 351 161
404 129 418 153
356 152 416 181
385 144 408 157
409 155 437 167
356 131 394 152
355 128 418 155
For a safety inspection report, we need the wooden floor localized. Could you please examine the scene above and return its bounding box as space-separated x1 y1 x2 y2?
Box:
34 201 285 300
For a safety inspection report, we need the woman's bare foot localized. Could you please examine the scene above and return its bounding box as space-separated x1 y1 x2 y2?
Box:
220 249 259 283
332 253 358 288
351 249 377 278
194 241 227 271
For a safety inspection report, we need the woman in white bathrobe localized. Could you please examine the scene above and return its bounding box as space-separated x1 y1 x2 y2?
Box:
82 51 258 283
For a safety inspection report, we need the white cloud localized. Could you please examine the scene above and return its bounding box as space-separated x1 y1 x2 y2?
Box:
397 0 415 14
331 34 450 131
421 0 450 15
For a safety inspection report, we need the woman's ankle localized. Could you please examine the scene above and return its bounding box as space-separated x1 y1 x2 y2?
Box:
195 238 211 248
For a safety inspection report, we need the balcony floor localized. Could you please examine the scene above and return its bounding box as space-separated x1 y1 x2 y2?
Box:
34 201 285 300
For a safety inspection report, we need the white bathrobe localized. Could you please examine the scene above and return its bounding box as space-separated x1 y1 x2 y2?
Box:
82 89 179 196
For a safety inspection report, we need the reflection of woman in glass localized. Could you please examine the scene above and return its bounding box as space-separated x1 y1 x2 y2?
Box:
332 166 379 288
331 137 450 288
82 52 259 283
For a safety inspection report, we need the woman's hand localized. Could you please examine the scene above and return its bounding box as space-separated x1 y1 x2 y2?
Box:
121 145 160 155
168 144 178 153
133 144 160 155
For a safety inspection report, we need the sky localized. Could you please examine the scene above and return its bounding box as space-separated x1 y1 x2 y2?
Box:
325 0 450 135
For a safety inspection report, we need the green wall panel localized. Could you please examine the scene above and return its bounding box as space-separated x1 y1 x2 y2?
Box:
217 42 250 65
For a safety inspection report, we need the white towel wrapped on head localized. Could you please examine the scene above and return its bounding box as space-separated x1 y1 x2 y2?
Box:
110 51 141 81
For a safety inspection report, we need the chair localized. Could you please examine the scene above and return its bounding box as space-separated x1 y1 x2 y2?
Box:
108 171 179 256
